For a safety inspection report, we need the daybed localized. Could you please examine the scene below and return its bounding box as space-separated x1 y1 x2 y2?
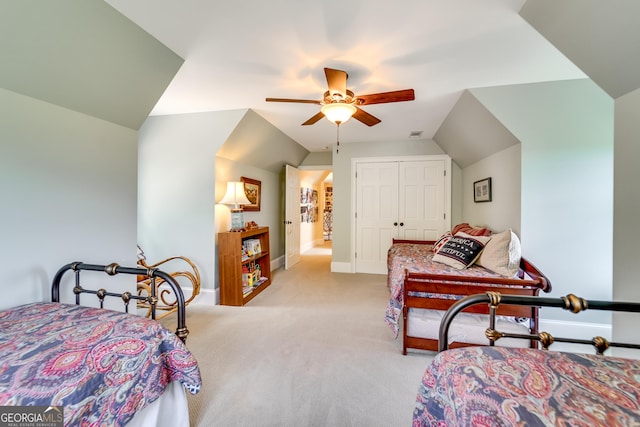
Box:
413 292 640 426
385 224 551 354
0 261 202 427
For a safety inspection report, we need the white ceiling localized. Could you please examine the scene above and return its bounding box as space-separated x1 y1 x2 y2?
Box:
105 0 585 153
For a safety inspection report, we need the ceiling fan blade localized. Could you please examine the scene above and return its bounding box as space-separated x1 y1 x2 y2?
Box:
302 111 325 126
353 107 381 127
355 89 415 105
324 68 348 97
265 97 321 104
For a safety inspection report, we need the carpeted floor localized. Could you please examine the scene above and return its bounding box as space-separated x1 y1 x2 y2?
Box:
174 247 434 427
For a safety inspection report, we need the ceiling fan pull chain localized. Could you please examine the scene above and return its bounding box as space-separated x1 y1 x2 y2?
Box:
336 122 341 154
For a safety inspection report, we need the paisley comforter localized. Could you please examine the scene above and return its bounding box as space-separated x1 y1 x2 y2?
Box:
385 242 513 337
0 302 201 427
413 346 640 426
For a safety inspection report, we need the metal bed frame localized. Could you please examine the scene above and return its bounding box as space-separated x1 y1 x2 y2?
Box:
51 261 189 342
439 292 640 354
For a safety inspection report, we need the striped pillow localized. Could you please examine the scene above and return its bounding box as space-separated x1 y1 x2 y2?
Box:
452 222 492 237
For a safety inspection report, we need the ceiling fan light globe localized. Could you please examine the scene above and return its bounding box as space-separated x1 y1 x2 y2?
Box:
321 103 357 124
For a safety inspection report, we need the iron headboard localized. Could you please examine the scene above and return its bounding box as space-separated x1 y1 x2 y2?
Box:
51 262 189 342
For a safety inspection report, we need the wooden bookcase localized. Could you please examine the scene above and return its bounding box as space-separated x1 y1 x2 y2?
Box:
218 226 271 306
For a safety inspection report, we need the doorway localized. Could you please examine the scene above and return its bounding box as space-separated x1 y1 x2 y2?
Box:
299 169 333 257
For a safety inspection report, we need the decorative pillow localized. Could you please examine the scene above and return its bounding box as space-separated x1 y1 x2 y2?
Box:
432 231 453 253
452 222 492 237
476 228 522 277
432 232 491 269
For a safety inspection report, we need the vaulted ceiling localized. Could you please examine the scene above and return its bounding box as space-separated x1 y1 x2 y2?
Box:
4 1 638 166
104 0 588 153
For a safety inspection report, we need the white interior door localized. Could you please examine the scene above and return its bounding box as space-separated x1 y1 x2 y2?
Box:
285 164 300 269
355 162 399 274
398 160 446 240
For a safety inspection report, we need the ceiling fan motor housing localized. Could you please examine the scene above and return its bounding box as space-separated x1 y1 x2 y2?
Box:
323 89 356 106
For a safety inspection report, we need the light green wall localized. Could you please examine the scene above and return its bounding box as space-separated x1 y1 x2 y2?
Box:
300 151 332 167
472 79 614 324
462 144 522 236
613 87 640 350
138 111 245 298
0 0 186 311
1 0 183 130
1 89 138 310
219 109 309 174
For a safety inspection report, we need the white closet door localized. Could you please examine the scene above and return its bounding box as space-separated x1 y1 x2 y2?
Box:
398 160 446 240
355 162 399 274
355 158 448 274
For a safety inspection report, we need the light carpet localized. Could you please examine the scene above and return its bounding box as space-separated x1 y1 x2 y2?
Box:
172 250 434 427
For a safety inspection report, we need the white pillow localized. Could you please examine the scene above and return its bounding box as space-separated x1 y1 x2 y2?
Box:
476 228 521 277
432 232 491 269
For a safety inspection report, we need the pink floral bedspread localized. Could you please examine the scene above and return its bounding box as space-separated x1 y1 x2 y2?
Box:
385 243 507 337
0 302 201 427
413 346 640 426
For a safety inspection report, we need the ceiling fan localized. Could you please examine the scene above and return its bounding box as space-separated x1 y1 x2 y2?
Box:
266 67 415 127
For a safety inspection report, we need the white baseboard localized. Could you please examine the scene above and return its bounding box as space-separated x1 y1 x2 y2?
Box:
271 255 284 271
331 262 352 273
300 241 315 253
191 288 218 306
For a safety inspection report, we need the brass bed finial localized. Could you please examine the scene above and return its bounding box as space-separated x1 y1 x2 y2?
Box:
562 293 588 313
485 328 504 343
538 331 555 350
105 263 120 275
592 336 610 355
486 291 502 308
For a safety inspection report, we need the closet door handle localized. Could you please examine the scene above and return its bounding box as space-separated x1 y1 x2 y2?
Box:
399 222 404 227
393 222 398 226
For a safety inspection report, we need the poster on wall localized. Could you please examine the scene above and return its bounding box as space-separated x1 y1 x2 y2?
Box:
300 187 319 223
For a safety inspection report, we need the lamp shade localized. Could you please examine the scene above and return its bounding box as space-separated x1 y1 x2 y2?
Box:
321 102 357 124
219 181 251 209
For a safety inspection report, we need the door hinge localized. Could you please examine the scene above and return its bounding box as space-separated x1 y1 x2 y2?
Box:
444 213 446 220
444 170 446 176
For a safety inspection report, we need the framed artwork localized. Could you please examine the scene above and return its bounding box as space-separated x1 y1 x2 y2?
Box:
299 187 319 223
241 177 261 211
473 177 492 203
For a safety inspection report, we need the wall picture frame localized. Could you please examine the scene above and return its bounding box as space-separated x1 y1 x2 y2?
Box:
241 177 261 211
473 177 492 203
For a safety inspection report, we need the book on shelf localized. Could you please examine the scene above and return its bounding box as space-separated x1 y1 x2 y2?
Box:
254 277 268 287
243 239 262 257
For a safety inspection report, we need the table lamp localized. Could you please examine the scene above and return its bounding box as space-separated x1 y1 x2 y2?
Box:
220 181 251 231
